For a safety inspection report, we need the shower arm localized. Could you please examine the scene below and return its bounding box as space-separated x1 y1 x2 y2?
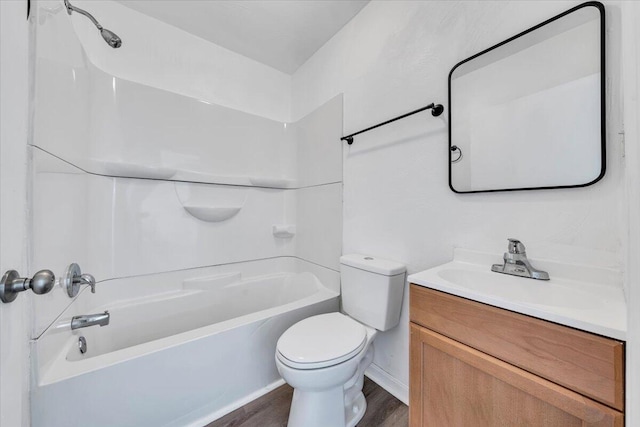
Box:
62 0 122 48
64 0 104 30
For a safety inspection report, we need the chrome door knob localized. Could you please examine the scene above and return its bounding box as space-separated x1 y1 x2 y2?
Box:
0 269 56 303
30 270 56 294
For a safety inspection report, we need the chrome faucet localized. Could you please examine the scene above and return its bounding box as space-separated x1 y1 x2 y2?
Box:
71 311 110 330
491 238 549 280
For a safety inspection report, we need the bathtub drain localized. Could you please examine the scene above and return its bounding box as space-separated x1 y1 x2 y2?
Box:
78 336 87 354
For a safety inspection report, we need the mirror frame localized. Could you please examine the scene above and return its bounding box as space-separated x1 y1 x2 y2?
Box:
448 1 606 194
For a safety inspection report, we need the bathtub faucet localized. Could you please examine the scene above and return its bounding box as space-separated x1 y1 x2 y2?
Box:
71 311 110 330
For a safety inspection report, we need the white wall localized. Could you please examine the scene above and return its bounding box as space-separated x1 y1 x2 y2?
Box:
292 0 628 402
621 1 640 425
0 1 31 426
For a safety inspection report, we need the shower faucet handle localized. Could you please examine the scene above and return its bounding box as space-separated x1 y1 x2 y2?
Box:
76 274 96 293
63 263 97 298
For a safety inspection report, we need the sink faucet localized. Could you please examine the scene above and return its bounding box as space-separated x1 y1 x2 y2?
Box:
491 239 549 280
71 311 110 330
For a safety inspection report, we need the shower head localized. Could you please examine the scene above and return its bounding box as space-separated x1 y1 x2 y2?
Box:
64 0 122 49
100 28 122 48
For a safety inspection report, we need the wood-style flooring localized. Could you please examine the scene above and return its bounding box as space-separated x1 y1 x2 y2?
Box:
206 377 408 427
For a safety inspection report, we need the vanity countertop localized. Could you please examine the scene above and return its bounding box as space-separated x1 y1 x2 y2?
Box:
408 249 627 340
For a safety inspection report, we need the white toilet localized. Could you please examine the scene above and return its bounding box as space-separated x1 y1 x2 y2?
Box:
275 254 406 427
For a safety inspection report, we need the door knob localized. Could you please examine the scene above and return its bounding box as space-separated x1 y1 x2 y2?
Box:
0 269 56 303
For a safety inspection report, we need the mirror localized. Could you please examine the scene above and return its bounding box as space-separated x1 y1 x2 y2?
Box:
448 2 605 193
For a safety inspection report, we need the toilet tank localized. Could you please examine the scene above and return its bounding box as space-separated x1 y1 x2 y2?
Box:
340 254 406 331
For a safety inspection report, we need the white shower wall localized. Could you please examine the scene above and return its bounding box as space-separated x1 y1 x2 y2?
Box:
30 0 343 341
59 0 291 122
34 0 344 186
35 59 295 184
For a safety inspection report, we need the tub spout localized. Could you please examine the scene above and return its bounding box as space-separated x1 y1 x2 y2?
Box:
71 311 109 330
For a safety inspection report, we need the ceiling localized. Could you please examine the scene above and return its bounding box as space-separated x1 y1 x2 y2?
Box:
116 0 369 74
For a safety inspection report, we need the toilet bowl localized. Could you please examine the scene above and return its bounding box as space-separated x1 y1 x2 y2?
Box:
276 313 376 427
276 254 406 427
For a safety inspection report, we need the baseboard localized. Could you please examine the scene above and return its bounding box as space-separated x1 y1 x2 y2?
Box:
365 364 409 405
184 378 286 427
183 366 406 427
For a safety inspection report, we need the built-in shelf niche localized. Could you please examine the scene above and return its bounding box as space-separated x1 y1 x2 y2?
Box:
183 205 242 222
93 160 177 180
273 225 296 238
94 159 297 188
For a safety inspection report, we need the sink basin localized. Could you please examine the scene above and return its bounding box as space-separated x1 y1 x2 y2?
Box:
408 249 626 340
437 268 602 310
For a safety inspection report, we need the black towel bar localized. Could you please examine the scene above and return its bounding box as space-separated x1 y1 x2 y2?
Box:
340 102 444 145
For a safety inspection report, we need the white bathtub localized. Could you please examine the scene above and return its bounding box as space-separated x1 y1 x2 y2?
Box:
32 258 340 427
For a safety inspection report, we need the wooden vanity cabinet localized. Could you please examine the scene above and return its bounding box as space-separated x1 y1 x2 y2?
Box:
409 285 625 427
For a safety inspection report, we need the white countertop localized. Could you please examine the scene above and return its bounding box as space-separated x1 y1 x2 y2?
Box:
408 249 627 340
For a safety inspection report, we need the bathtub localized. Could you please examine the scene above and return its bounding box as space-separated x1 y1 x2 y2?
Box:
32 258 340 427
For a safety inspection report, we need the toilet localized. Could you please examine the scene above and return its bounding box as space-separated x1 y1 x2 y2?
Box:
275 254 406 427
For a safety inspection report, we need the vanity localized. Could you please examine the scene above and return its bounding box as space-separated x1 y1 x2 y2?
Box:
408 249 626 427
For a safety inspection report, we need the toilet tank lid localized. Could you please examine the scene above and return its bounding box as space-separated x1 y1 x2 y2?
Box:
340 254 406 276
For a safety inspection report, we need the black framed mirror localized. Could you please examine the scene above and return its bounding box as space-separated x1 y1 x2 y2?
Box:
448 1 605 193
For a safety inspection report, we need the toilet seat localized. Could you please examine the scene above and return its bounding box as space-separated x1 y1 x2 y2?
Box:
277 313 367 370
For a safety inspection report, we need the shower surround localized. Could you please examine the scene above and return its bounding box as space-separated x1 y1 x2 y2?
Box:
30 1 343 425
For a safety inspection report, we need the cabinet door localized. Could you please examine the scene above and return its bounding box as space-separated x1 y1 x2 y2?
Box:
409 323 623 427
410 285 624 410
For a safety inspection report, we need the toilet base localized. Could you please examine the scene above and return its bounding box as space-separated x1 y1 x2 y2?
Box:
283 343 375 427
285 383 367 427
288 385 347 427
344 343 374 427
345 391 366 427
